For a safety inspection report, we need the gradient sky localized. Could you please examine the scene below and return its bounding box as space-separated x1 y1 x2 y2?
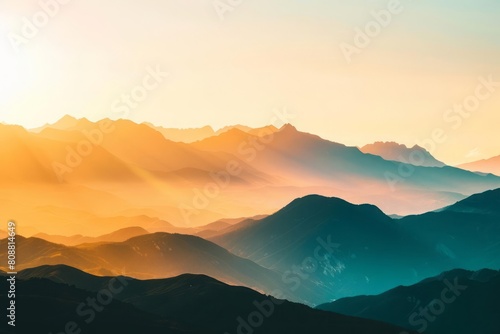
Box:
0 0 499 165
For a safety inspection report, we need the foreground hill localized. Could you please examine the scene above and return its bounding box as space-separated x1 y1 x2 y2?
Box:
3 265 416 334
317 269 500 334
0 277 196 334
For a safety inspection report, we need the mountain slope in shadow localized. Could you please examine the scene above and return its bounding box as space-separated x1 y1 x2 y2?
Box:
317 268 500 334
211 194 455 303
0 232 311 302
8 265 417 334
399 188 500 270
0 277 194 334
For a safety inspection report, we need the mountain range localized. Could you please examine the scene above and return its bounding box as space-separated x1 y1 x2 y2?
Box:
0 232 308 300
3 116 499 238
458 155 500 176
398 188 500 270
2 187 499 306
0 264 416 334
317 268 500 334
1 116 499 333
32 226 150 246
360 141 446 167
211 188 500 302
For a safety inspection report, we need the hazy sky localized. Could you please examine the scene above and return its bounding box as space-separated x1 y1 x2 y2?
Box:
1 0 499 165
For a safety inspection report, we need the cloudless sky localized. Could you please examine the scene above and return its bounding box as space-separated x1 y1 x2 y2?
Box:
0 0 499 165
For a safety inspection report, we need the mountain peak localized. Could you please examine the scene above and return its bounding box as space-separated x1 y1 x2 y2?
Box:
274 194 389 223
53 114 79 127
215 124 253 135
373 141 403 147
360 141 445 167
45 115 96 131
411 144 426 150
279 123 297 132
144 124 216 143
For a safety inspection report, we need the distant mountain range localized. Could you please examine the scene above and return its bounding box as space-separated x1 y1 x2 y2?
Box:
143 124 216 143
28 215 266 245
33 226 150 246
2 116 500 235
143 123 280 143
458 155 500 176
360 141 446 167
0 265 416 334
317 268 500 334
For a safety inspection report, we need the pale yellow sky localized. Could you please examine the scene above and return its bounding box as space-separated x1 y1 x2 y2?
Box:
0 0 499 165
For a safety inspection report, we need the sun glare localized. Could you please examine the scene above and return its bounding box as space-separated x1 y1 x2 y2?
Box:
0 42 31 108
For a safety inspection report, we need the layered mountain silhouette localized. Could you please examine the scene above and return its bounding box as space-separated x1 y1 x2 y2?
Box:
144 123 216 143
3 205 194 237
1 115 498 333
0 265 416 334
142 123 280 143
30 215 264 245
212 189 500 303
458 154 500 176
211 194 457 303
360 141 446 167
3 116 500 236
195 215 267 239
399 188 500 270
190 123 500 214
317 268 500 334
2 187 499 305
33 226 150 246
0 232 313 301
